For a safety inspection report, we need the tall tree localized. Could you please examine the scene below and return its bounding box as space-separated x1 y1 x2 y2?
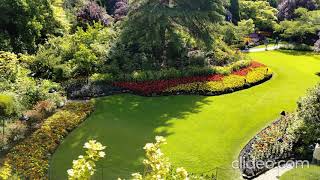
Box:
230 0 240 24
110 0 226 71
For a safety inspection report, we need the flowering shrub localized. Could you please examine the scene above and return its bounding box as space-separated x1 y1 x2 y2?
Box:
65 137 211 180
77 1 111 27
3 101 94 179
67 140 106 180
130 136 189 180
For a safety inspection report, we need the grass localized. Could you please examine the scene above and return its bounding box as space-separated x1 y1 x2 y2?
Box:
280 165 320 180
50 50 320 180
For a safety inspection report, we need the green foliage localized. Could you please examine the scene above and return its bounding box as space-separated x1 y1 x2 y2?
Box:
240 0 278 31
276 8 320 44
220 21 254 47
295 84 320 156
31 23 116 81
0 51 65 115
0 94 15 117
90 60 251 83
0 52 18 82
230 0 240 24
110 0 226 72
221 23 242 46
52 0 72 31
0 0 67 53
238 19 255 35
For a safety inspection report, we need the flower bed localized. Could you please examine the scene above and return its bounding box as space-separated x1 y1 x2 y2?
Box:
239 114 302 179
2 101 94 179
113 61 272 96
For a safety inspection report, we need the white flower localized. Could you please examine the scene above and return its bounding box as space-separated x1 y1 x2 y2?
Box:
84 142 91 149
155 136 166 143
67 169 74 177
156 149 163 156
131 172 143 180
99 151 106 158
78 155 84 159
144 143 155 150
176 167 188 179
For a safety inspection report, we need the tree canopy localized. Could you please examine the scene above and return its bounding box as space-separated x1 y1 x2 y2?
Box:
0 0 65 53
240 0 278 31
110 0 226 71
276 8 320 44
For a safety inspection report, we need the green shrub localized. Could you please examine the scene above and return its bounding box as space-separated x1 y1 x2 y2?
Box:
294 84 320 158
0 51 18 82
31 23 116 81
0 94 15 117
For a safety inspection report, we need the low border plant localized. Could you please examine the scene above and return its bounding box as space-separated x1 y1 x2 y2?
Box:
1 101 94 179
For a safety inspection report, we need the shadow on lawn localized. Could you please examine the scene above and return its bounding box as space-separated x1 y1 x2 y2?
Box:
50 94 212 180
278 50 320 57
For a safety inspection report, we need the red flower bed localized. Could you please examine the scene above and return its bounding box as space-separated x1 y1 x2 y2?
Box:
251 61 266 68
232 61 265 76
114 74 223 95
114 61 266 95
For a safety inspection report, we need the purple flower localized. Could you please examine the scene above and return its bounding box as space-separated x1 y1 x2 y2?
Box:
77 1 111 26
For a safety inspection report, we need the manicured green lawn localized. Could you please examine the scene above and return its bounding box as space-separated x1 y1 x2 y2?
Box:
50 51 320 180
280 165 320 180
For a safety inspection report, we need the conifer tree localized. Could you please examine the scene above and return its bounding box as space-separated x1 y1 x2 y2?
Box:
230 0 240 24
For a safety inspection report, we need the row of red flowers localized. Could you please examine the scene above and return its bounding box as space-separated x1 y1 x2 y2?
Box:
113 61 265 95
232 61 266 76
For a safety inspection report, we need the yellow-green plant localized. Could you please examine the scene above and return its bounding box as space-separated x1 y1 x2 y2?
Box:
131 136 188 180
67 140 106 180
0 163 12 180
